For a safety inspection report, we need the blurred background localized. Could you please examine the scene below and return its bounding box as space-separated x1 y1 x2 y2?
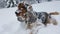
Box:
0 0 60 9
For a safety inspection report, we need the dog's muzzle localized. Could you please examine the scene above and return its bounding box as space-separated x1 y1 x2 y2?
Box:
17 17 25 22
15 10 25 22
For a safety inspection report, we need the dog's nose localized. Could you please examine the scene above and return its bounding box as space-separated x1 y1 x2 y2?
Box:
15 12 18 14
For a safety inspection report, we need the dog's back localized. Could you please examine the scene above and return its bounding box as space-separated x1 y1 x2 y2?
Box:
32 12 51 25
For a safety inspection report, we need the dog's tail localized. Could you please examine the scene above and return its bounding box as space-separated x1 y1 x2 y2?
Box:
49 12 60 15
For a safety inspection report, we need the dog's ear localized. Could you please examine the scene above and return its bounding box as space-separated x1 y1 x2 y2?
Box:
18 3 24 10
28 6 32 9
27 6 33 11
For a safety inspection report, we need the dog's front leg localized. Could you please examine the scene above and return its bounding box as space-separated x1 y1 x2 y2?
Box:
29 29 34 34
30 31 33 34
29 28 38 34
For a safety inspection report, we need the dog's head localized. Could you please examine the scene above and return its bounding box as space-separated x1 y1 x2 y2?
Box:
15 2 28 22
15 2 33 22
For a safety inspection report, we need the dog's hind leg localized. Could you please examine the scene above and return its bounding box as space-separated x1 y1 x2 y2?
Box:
50 18 58 25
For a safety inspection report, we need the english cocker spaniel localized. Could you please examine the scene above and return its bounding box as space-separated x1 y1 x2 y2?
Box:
15 2 59 34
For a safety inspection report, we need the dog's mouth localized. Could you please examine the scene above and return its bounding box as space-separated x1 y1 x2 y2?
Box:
17 16 25 22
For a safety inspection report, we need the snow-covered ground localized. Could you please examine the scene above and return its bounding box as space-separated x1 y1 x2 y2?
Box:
0 1 60 34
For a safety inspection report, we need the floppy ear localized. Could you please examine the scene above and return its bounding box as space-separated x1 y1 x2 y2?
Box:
27 6 33 11
28 6 32 9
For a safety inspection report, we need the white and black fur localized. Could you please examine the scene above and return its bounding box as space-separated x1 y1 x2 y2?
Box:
15 3 52 26
15 3 58 34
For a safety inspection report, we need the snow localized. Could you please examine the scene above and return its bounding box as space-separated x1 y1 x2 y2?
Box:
32 1 60 12
0 1 60 34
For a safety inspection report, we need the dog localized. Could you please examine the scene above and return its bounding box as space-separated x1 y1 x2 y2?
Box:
15 2 59 34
